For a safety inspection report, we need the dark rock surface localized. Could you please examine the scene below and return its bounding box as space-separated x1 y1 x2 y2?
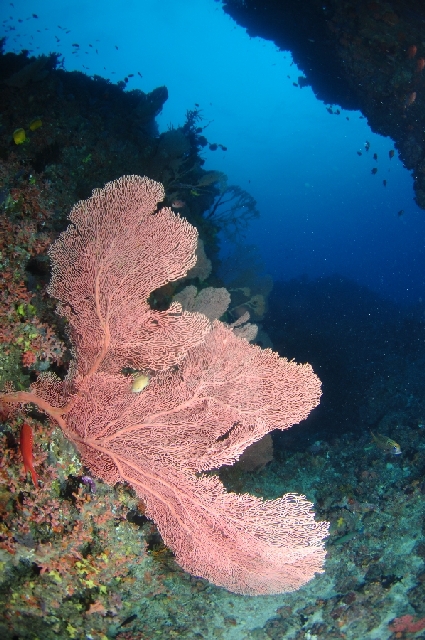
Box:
223 0 425 208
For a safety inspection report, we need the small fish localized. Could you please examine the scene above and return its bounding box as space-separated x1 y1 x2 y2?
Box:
29 118 42 131
398 209 404 217
407 44 417 59
383 180 387 187
373 153 378 161
371 167 378 175
13 128 25 144
371 431 401 455
20 422 38 485
131 373 150 393
416 58 425 73
389 149 395 160
357 150 362 156
171 200 185 208
365 141 370 151
405 91 416 108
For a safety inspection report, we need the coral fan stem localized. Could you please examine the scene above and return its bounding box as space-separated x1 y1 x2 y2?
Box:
0 391 67 430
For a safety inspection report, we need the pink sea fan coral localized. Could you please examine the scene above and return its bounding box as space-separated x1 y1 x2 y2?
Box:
0 175 328 595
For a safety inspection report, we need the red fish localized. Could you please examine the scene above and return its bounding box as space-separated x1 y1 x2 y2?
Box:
416 58 425 72
20 422 38 485
407 45 417 59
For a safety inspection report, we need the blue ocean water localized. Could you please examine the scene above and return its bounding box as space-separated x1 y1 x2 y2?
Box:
3 0 424 305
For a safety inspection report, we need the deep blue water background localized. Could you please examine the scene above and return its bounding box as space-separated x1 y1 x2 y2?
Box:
3 0 425 305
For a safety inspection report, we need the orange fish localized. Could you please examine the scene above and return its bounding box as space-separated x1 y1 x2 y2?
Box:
407 45 417 59
20 422 38 485
416 58 425 72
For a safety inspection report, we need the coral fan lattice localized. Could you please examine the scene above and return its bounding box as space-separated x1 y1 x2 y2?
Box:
0 175 328 595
